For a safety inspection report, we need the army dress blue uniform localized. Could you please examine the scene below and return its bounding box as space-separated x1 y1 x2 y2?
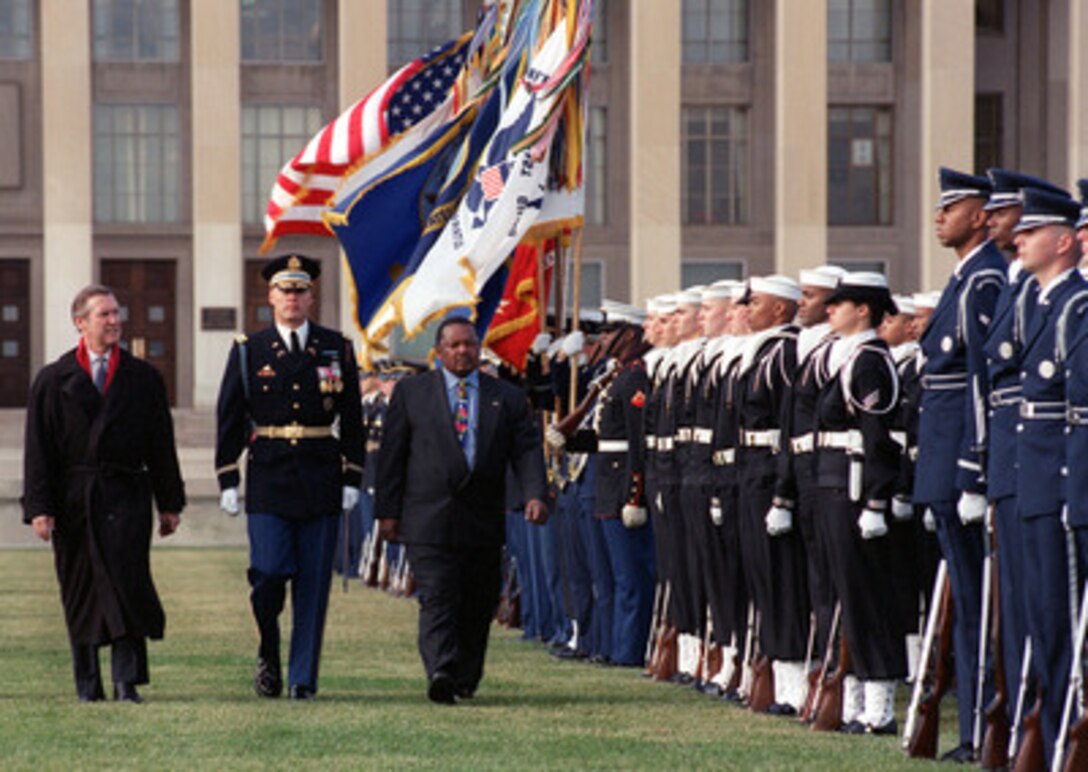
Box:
216 322 363 696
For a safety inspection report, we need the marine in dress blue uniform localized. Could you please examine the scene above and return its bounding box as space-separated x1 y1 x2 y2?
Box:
1010 189 1085 766
215 254 363 700
913 168 1005 760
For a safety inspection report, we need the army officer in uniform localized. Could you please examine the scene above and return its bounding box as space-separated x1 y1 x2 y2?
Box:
215 254 364 700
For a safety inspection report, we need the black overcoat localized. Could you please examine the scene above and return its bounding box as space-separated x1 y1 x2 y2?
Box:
22 348 186 644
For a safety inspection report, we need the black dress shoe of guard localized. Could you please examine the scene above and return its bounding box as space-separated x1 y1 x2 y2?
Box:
113 683 143 704
866 719 898 736
255 656 283 698
721 689 744 704
288 684 315 700
939 743 976 764
767 702 798 717
454 684 476 700
428 674 456 705
840 719 866 735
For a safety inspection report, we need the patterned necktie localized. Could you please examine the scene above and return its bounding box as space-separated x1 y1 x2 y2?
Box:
93 355 107 393
290 330 301 355
454 379 469 447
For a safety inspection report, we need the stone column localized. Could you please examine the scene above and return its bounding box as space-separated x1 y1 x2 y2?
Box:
40 0 92 358
190 0 242 406
628 1 680 303
917 1 975 291
1067 0 1088 187
774 0 827 277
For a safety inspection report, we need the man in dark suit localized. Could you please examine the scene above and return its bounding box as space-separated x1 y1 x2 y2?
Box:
23 284 186 703
376 316 547 704
215 254 363 700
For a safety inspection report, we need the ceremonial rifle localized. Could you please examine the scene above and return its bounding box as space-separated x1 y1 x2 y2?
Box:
981 516 1010 769
1054 581 1088 771
1014 694 1045 772
747 612 774 713
644 581 665 674
804 603 841 726
812 606 851 732
973 504 996 753
907 563 954 758
903 560 947 748
799 611 820 723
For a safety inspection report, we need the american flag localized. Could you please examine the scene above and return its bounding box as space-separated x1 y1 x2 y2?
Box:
261 34 470 250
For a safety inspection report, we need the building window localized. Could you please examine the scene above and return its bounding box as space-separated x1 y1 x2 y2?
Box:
387 0 461 70
591 0 607 64
94 104 181 223
682 105 749 226
977 0 1004 34
241 104 324 225
586 107 607 226
975 93 1003 174
830 259 886 275
0 0 33 59
241 0 324 63
559 260 603 310
828 106 892 226
828 0 891 63
92 0 180 62
683 0 748 64
682 261 744 287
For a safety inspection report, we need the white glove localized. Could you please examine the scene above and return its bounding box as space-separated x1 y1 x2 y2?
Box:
342 486 360 512
545 424 567 449
530 332 552 355
923 507 937 533
765 505 793 536
546 335 565 359
857 508 888 540
891 496 914 521
560 330 585 357
957 491 987 525
220 487 240 517
622 504 648 529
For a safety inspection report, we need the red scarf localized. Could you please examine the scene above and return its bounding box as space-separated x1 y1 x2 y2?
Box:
76 338 119 393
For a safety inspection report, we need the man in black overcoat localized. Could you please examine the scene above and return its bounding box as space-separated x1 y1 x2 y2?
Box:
376 316 547 704
22 284 185 703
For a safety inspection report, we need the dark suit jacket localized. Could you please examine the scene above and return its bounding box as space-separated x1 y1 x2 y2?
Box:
375 368 545 547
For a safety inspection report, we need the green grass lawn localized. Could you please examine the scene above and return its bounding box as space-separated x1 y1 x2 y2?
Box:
0 548 956 770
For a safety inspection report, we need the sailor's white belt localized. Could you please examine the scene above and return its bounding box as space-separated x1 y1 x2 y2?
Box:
816 429 863 451
675 427 693 443
789 433 815 454
645 435 657 450
255 424 333 440
657 437 675 451
990 385 1022 408
921 372 967 390
597 439 629 453
740 429 779 449
712 448 736 466
889 430 907 450
693 428 714 444
1020 401 1065 420
1068 405 1088 425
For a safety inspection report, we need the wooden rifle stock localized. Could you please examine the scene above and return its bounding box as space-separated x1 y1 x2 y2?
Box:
552 367 617 439
748 654 775 713
362 531 382 587
981 523 1010 769
812 631 852 732
1013 695 1045 772
377 542 391 590
1064 715 1088 771
908 578 955 759
651 625 678 682
806 603 842 727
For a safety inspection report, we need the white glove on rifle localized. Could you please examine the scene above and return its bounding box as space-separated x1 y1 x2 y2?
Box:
857 508 888 540
220 487 240 517
621 504 648 529
530 332 552 355
957 491 987 526
546 335 565 359
891 495 914 522
765 505 793 536
923 507 937 533
545 424 567 450
560 330 585 358
342 486 360 512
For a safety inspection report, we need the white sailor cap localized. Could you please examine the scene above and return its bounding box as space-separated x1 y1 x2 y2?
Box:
892 294 917 316
701 279 742 301
825 272 896 315
749 275 802 302
798 265 847 289
912 291 941 310
654 294 679 314
676 286 704 306
601 299 646 325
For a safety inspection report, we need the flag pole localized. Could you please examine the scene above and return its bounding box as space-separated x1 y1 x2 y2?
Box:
552 232 566 416
566 225 584 413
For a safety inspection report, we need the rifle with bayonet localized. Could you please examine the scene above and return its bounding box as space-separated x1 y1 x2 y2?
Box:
906 560 953 758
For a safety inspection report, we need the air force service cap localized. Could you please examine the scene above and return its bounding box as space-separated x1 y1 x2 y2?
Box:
262 253 321 290
1076 178 1088 229
937 167 992 210
985 168 1068 211
1013 187 1081 233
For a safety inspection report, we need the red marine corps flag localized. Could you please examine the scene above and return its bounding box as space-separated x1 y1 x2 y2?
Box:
484 238 557 373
